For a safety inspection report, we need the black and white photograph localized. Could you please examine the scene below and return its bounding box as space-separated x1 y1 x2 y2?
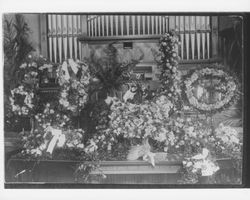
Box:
2 9 247 189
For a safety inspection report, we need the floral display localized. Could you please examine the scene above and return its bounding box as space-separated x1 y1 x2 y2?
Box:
158 30 182 111
10 85 34 115
7 32 242 185
57 59 91 114
184 65 239 113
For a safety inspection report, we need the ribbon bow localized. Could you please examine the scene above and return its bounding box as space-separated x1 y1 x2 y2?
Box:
44 126 66 154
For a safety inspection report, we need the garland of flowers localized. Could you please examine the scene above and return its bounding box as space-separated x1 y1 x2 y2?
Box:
57 59 91 114
158 30 182 111
184 64 239 113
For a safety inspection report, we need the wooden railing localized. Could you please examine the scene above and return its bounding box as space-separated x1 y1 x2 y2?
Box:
43 14 218 63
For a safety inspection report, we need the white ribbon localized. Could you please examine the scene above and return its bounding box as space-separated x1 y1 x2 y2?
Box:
45 127 66 154
62 61 70 81
68 59 79 74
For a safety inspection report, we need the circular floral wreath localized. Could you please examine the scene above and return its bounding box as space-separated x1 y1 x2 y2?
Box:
9 85 35 116
57 59 91 114
184 65 239 113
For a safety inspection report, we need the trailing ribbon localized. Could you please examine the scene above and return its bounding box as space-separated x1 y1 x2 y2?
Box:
62 61 70 81
44 126 66 154
68 59 79 74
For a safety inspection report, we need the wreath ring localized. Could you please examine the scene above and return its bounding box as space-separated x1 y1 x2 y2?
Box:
184 64 239 113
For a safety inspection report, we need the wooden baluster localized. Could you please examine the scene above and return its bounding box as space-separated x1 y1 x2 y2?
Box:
101 16 105 36
62 15 68 60
137 15 141 35
52 15 57 63
77 15 82 60
126 15 130 35
121 15 124 36
132 15 135 35
175 16 180 55
73 15 78 59
155 16 158 34
206 16 210 59
142 15 145 35
151 16 154 34
185 16 190 60
91 16 94 36
147 15 150 34
169 16 175 31
106 15 109 36
201 16 206 59
57 15 62 63
162 16 165 34
87 17 91 36
165 16 169 33
180 16 184 59
110 15 114 36
196 16 201 60
159 16 162 34
94 16 97 36
98 16 101 36
48 14 53 62
68 15 73 59
115 15 119 35
190 16 195 60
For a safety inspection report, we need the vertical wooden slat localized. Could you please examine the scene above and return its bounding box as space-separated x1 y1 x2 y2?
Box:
77 15 82 60
206 16 210 59
190 16 195 60
52 15 57 63
98 16 101 36
87 17 91 36
201 16 206 59
151 16 154 34
132 15 135 35
169 16 175 30
175 16 179 55
159 16 162 34
115 15 118 35
81 15 89 59
211 16 219 59
184 16 190 60
68 15 73 59
155 16 158 34
73 15 78 59
147 15 150 34
102 16 105 36
110 15 113 36
40 14 48 58
48 14 53 61
137 15 141 35
142 16 145 35
126 15 130 35
106 15 109 36
91 16 94 36
94 16 97 36
180 16 184 59
57 15 63 63
121 15 124 36
162 16 165 34
196 16 201 60
62 15 68 60
165 16 169 32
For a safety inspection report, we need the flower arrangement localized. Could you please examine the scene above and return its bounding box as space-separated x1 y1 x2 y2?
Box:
184 64 239 113
57 59 91 114
158 30 182 111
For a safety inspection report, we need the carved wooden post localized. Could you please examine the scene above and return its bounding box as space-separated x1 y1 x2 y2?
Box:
81 15 90 59
211 16 219 59
39 14 48 58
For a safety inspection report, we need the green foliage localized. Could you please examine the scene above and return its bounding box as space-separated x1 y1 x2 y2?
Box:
87 44 141 98
4 14 34 93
